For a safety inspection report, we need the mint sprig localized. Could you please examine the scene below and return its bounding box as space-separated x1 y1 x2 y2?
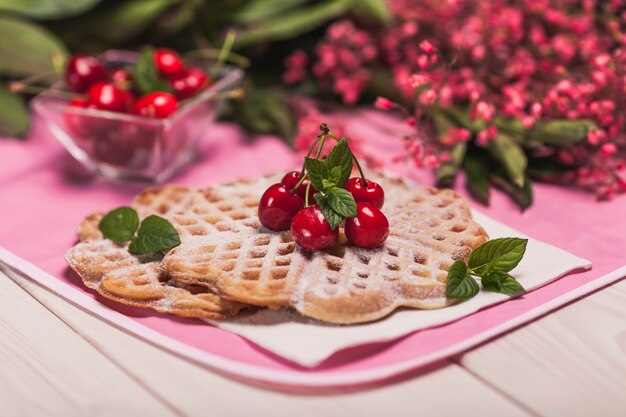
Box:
128 215 181 255
98 207 181 255
446 237 528 300
303 137 358 229
134 46 173 95
99 207 139 242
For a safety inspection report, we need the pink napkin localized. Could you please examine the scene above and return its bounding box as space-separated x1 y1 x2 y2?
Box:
1 111 625 388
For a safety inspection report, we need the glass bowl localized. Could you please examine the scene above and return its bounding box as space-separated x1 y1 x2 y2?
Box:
33 50 244 183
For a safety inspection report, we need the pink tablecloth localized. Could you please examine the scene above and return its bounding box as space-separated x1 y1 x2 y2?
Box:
1 111 625 390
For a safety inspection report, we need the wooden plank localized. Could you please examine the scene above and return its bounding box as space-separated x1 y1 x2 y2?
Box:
459 278 626 417
0 272 179 417
7 271 533 417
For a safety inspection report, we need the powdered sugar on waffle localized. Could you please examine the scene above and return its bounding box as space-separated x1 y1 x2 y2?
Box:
160 172 489 323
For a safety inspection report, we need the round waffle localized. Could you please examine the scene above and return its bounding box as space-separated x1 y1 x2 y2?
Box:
66 172 488 323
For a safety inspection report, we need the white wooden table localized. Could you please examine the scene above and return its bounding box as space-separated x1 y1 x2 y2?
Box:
1 268 625 417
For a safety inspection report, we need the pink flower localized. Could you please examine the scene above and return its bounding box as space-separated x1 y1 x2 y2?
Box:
419 40 435 54
419 89 437 105
601 143 617 156
374 96 393 110
473 101 495 122
409 73 429 88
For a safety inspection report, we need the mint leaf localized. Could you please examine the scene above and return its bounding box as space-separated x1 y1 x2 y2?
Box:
98 207 139 242
134 46 172 95
322 166 342 190
482 271 525 295
314 193 343 229
446 260 479 300
128 215 181 255
327 187 357 218
324 138 353 187
468 237 528 275
304 157 328 191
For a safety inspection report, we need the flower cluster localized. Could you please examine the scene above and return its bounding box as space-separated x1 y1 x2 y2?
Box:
286 0 626 200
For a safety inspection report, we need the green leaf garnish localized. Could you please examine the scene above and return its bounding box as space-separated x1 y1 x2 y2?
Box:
314 193 343 230
326 187 357 218
445 260 480 300
322 166 342 190
323 138 353 187
467 237 528 275
304 157 328 191
128 215 181 255
98 207 139 242
481 271 525 295
134 46 173 95
446 237 528 302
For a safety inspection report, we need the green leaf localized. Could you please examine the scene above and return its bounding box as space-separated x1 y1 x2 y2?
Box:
0 0 101 19
446 260 479 300
349 0 392 22
314 193 343 230
491 174 533 211
133 46 172 95
463 152 490 206
128 215 181 255
436 142 467 186
324 138 354 187
304 157 328 191
233 0 309 24
98 207 139 242
322 166 342 190
482 271 525 295
487 133 527 188
0 85 29 138
0 15 68 82
52 0 175 44
529 119 597 147
236 0 348 47
468 238 528 275
327 187 357 218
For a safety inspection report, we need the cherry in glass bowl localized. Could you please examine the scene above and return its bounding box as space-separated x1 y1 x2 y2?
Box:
33 50 244 183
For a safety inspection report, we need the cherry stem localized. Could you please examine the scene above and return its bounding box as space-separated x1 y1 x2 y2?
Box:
291 134 323 194
326 131 369 188
9 82 77 100
304 181 312 207
303 134 328 207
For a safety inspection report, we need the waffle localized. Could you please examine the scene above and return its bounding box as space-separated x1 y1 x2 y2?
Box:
161 173 489 323
65 192 245 318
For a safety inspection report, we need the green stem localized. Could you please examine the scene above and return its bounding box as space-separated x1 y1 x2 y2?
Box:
303 134 327 205
327 132 368 187
184 48 250 68
212 29 237 77
314 134 327 159
291 134 324 194
304 181 312 207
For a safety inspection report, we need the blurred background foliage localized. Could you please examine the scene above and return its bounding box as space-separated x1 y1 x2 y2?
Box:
0 0 390 139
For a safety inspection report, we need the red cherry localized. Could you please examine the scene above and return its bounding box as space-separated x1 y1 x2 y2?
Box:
64 98 92 138
290 205 338 251
87 82 131 113
154 48 185 78
345 203 389 249
170 67 209 100
280 171 317 202
110 68 132 89
65 55 108 93
344 177 385 209
94 137 134 165
258 183 304 231
133 92 177 119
